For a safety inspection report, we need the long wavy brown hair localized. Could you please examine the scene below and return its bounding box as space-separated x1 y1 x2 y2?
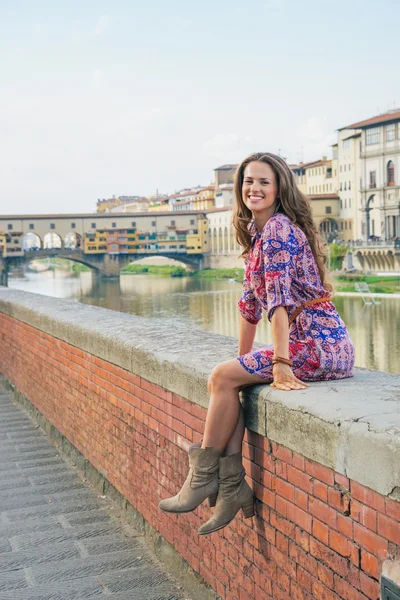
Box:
232 152 332 292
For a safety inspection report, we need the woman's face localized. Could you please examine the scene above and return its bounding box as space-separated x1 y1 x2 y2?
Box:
242 161 279 219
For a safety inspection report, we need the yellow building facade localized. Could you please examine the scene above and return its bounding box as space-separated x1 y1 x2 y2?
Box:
0 233 7 257
187 216 209 254
84 230 108 254
193 186 215 211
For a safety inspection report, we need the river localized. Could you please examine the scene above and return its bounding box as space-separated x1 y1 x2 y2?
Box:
7 270 400 374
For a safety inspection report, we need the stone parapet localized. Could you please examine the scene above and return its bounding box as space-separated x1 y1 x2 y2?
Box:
0 287 399 600
0 288 398 498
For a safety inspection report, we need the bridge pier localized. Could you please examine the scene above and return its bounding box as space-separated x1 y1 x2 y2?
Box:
0 260 7 287
97 254 122 278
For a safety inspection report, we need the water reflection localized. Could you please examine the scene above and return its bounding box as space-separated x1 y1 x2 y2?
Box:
8 271 400 374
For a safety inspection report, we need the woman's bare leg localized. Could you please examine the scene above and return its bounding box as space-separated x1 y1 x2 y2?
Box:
224 403 245 455
202 359 266 451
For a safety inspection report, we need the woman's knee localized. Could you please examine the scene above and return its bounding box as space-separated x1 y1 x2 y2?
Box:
207 363 234 394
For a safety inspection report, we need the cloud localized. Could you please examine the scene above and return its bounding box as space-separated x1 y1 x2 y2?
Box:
202 133 253 152
296 116 337 160
93 15 109 37
89 69 103 87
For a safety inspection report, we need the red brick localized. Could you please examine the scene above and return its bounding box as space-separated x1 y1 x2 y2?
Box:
312 579 341 600
317 563 334 588
276 461 287 480
305 460 334 486
255 447 276 472
313 518 330 545
276 478 295 503
242 441 254 462
329 530 351 558
254 482 275 509
270 510 295 539
360 571 380 600
337 513 353 538
354 523 389 558
272 442 293 465
295 527 310 552
276 532 289 554
292 453 305 471
385 496 400 522
289 542 318 577
276 567 290 592
351 500 377 532
276 495 288 517
378 512 400 545
243 457 261 483
361 551 380 580
253 567 273 596
295 488 308 511
333 574 368 600
261 469 274 489
350 543 361 568
328 488 350 514
287 465 313 493
309 497 337 529
335 472 350 490
297 566 312 592
272 583 291 600
269 545 297 579
313 480 328 502
310 538 349 578
286 501 313 534
351 481 385 513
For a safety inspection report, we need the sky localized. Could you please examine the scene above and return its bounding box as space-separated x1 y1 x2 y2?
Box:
0 0 399 215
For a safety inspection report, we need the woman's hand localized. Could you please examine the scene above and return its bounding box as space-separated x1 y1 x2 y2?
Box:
271 362 308 391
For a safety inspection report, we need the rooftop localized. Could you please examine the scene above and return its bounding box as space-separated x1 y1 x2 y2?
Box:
340 108 400 130
308 193 340 200
215 164 238 171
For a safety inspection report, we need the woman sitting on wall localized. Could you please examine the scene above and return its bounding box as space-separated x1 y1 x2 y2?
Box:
159 152 355 534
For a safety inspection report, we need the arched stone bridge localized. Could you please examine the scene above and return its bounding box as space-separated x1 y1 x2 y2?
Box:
0 248 208 286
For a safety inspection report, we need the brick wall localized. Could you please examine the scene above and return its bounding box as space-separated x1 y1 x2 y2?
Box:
0 311 399 600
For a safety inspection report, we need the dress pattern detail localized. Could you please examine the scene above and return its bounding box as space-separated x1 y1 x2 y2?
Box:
237 214 355 381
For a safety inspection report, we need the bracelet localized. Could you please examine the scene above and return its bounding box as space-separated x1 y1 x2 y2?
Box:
272 356 292 367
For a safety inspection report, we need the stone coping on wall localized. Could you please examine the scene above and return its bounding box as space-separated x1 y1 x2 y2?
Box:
0 287 399 500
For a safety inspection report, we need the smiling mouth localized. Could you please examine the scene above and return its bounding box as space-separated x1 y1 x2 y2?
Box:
248 195 264 201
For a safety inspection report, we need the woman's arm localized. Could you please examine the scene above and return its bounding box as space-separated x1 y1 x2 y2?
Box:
271 306 290 359
238 315 258 356
271 307 308 391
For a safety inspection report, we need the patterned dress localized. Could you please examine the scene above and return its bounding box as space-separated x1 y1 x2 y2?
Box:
237 213 355 381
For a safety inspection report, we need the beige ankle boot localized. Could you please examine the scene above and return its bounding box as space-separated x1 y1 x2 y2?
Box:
158 446 222 513
198 453 255 535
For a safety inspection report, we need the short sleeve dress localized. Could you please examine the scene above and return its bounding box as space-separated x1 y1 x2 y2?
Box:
237 213 355 381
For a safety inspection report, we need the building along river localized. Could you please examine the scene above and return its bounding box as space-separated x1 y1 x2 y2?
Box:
7 269 400 375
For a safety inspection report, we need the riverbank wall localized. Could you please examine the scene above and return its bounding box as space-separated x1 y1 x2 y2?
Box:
0 288 399 600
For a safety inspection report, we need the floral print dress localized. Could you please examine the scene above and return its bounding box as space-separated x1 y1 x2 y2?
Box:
237 213 355 381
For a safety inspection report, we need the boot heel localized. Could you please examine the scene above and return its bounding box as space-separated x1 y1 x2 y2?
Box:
208 492 218 507
242 498 255 519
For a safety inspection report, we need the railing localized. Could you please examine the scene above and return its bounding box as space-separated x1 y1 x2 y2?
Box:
348 240 396 248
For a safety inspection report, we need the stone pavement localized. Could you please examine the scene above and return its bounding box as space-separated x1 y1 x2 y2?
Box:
0 385 188 600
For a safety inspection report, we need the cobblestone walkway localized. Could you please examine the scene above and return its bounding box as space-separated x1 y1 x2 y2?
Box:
0 385 188 600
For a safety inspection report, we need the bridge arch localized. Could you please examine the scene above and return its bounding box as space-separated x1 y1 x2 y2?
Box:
64 232 82 250
43 232 63 249
319 218 338 242
23 232 42 250
218 227 223 253
212 228 217 254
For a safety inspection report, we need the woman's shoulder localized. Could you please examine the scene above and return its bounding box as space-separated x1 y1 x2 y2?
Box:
262 213 304 243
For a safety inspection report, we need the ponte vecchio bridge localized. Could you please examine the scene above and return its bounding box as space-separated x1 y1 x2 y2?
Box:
1 211 400 286
0 211 211 285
